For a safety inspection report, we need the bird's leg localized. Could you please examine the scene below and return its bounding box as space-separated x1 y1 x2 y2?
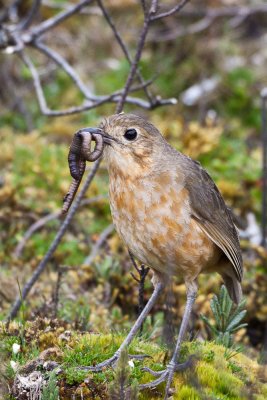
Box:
79 281 164 372
140 282 197 400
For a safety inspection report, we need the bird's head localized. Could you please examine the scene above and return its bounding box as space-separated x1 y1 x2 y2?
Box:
99 113 166 178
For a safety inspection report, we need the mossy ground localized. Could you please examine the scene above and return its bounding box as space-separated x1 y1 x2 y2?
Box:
1 320 266 399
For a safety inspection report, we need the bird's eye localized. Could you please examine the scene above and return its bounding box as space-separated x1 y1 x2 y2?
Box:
124 128 137 141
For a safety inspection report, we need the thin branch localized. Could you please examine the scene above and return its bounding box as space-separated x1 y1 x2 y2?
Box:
42 1 101 16
140 0 147 16
28 0 94 40
14 212 59 258
52 266 63 318
19 51 48 112
150 4 267 42
33 41 155 102
19 51 146 115
97 0 154 104
156 4 267 19
152 0 190 21
129 251 149 334
7 158 101 321
115 0 158 113
13 195 108 258
18 0 42 30
20 50 174 116
83 224 114 265
0 0 22 23
32 41 97 100
150 15 217 42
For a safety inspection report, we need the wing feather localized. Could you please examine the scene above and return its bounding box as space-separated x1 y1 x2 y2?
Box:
183 156 243 281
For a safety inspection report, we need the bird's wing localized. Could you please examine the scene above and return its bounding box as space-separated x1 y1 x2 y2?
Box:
184 158 243 282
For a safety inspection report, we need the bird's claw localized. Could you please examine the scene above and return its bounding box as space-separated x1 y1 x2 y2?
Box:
78 354 119 372
139 355 196 390
141 366 163 377
77 353 150 373
129 353 151 360
139 369 169 389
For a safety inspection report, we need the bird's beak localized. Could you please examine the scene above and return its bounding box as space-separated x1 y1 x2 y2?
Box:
82 127 114 145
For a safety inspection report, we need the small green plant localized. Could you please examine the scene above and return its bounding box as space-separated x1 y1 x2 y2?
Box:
201 285 247 348
41 370 59 400
108 349 139 400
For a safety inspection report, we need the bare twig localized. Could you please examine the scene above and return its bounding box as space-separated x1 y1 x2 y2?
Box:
19 51 48 112
13 195 108 258
42 1 101 16
7 158 101 321
116 0 158 113
28 0 94 40
129 252 149 334
1 0 178 116
18 0 42 30
140 0 147 16
19 50 171 116
52 266 63 318
152 0 190 21
0 0 21 24
150 4 267 42
83 224 114 265
33 41 97 100
157 4 267 19
97 0 154 104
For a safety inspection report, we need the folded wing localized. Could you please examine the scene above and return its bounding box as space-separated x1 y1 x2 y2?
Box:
184 158 243 282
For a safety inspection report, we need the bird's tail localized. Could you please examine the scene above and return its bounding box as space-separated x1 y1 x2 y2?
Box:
221 273 242 304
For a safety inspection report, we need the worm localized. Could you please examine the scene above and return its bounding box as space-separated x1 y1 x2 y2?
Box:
62 129 104 215
79 131 104 162
61 161 85 214
67 131 84 181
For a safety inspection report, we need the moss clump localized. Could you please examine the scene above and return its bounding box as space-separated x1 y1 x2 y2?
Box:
60 334 266 400
1 322 266 400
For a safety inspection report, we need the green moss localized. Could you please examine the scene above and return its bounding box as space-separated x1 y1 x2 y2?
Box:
1 322 266 400
174 385 200 400
59 334 266 399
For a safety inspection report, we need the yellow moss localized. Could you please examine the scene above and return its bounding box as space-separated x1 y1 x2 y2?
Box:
174 385 200 400
38 327 65 350
182 120 223 158
197 361 220 390
3 322 266 400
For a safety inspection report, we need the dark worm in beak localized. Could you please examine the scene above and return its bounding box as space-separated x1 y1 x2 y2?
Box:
62 128 105 215
68 128 103 180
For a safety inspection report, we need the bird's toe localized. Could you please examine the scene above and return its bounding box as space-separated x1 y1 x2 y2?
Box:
139 369 169 389
77 353 119 372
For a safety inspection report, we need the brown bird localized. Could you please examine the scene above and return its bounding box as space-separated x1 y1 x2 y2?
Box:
76 113 243 398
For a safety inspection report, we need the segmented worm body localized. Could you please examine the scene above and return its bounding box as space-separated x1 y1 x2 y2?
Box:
80 132 103 162
62 129 104 214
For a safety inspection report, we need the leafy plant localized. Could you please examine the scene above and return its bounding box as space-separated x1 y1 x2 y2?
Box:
108 349 139 400
201 285 247 348
42 370 59 400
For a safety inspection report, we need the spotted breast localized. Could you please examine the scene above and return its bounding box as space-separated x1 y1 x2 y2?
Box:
108 165 221 282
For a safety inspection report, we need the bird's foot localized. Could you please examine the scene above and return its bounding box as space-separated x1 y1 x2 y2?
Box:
77 352 150 372
78 354 118 372
139 355 195 398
